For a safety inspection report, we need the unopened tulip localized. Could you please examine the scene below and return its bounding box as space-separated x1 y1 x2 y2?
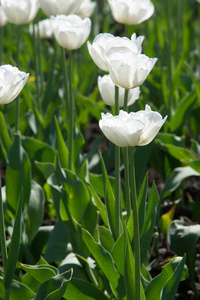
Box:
108 0 154 25
98 74 140 107
1 0 39 25
87 32 144 72
51 14 91 50
105 50 157 89
77 0 96 19
29 19 53 39
99 105 167 147
39 0 83 17
0 6 7 27
0 64 29 104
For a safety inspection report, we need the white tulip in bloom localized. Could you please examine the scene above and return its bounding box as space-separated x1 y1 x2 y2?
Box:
105 50 157 89
29 19 53 39
1 0 40 25
77 0 96 19
39 0 83 17
0 6 7 27
0 65 29 105
98 74 140 107
108 0 154 25
99 105 167 147
51 14 91 50
87 32 144 72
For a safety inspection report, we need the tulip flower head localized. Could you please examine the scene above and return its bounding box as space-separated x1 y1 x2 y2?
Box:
98 74 140 107
108 0 154 25
99 105 167 147
39 0 83 17
29 19 53 39
0 65 29 104
1 0 40 25
105 50 157 89
0 6 7 27
77 0 96 19
87 32 144 72
51 14 91 50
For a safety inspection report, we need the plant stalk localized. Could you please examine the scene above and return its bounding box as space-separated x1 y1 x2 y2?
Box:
114 85 121 239
129 146 141 300
68 50 74 171
0 178 8 271
15 25 21 133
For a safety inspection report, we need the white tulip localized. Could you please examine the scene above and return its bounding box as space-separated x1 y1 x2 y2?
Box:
108 0 154 25
98 74 140 107
0 6 7 27
39 0 83 17
87 32 144 72
105 50 157 89
51 14 91 50
1 0 40 25
0 65 29 105
29 19 53 39
77 0 96 19
99 105 167 147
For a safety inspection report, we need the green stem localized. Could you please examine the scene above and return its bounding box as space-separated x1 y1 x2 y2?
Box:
4 288 10 300
123 89 129 111
114 85 121 239
0 27 3 64
123 89 131 221
68 50 74 171
61 47 69 119
33 22 40 109
0 178 8 271
129 147 141 300
15 25 21 133
166 1 173 116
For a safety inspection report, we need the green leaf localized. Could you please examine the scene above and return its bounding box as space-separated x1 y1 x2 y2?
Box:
54 116 69 170
167 220 200 294
145 256 187 300
0 277 35 300
6 133 31 214
20 263 58 283
34 270 72 300
73 220 121 297
160 166 199 199
4 191 23 290
63 278 108 300
138 173 148 235
0 111 12 154
100 154 116 238
170 91 196 132
26 180 45 243
98 226 115 253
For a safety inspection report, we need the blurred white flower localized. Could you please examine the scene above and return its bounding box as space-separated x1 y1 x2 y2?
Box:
0 64 29 104
51 14 91 50
99 105 167 147
0 6 7 27
87 32 144 72
105 50 157 89
98 74 140 107
39 0 83 17
77 0 96 19
29 19 53 39
1 0 40 25
108 0 154 25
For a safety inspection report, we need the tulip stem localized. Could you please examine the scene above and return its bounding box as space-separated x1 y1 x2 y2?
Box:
15 25 21 133
123 89 129 111
33 22 40 110
61 47 69 119
114 85 121 239
0 27 3 64
68 50 74 171
129 146 141 300
0 177 8 271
